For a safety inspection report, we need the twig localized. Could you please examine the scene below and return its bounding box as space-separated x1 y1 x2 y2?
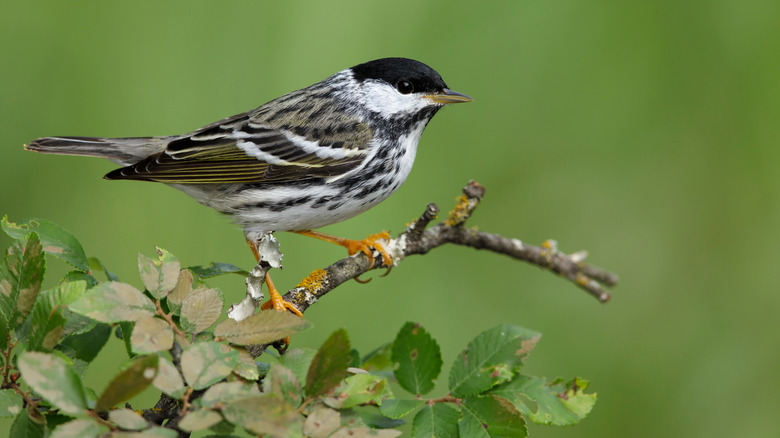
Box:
247 180 618 357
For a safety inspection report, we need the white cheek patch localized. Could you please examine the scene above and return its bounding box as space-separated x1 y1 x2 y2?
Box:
355 80 434 118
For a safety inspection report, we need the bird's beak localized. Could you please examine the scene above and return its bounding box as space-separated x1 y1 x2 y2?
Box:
425 88 473 104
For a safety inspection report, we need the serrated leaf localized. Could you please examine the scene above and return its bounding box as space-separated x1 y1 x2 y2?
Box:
108 408 148 430
180 287 223 334
201 381 260 408
379 399 425 419
179 408 223 432
392 322 442 396
221 394 301 436
138 248 180 299
263 364 302 407
324 374 389 409
165 269 193 313
351 405 406 429
0 389 23 417
152 357 186 398
489 376 596 426
303 405 341 438
331 427 402 438
130 315 173 354
0 232 45 327
26 278 90 351
117 427 178 437
18 351 87 415
306 329 351 398
95 354 159 412
69 281 155 323
187 262 249 278
459 395 527 438
233 348 260 381
181 342 240 390
50 418 106 438
2 216 89 271
11 408 46 438
57 323 112 365
412 403 460 438
213 310 310 345
449 325 540 398
280 347 317 385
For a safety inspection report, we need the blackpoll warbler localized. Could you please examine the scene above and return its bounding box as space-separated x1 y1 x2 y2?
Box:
26 57 472 315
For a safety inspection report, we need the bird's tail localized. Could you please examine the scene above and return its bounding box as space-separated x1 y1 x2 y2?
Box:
25 136 169 166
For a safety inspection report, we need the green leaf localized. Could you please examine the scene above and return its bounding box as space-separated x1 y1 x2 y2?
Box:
201 381 260 408
306 329 351 398
95 354 159 412
180 287 223 334
280 347 317 385
130 315 174 354
449 325 540 398
88 256 119 282
324 374 390 409
165 269 193 313
379 399 425 419
412 403 461 438
69 281 155 323
392 322 442 396
0 389 23 417
351 405 405 429
0 232 45 327
303 405 341 438
181 342 240 390
459 395 527 438
187 262 249 278
57 323 112 363
50 418 106 438
489 376 596 426
18 351 87 416
221 394 301 436
179 408 223 432
2 216 88 271
152 357 186 398
108 408 148 430
331 426 402 437
213 310 310 345
362 343 394 375
122 427 178 437
138 247 180 299
233 348 261 381
27 279 89 351
10 408 46 438
263 364 302 407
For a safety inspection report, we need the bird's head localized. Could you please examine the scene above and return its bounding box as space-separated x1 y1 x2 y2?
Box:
336 57 472 120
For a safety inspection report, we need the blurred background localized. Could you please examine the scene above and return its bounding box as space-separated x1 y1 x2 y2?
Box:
2 0 779 436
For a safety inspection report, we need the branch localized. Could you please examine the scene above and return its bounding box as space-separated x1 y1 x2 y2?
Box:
247 180 618 357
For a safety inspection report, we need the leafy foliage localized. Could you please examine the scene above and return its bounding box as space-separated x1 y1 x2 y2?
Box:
0 216 596 437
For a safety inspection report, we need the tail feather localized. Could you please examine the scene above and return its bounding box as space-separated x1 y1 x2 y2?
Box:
25 136 168 166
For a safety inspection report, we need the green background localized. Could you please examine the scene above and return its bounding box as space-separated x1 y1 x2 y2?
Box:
2 0 779 436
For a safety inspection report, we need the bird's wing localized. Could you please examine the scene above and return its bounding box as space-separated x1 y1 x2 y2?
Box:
104 108 373 184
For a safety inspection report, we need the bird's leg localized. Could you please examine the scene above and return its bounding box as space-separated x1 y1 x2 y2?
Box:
293 229 393 267
245 237 302 318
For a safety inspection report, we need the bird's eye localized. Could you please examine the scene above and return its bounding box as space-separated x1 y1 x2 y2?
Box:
396 80 414 94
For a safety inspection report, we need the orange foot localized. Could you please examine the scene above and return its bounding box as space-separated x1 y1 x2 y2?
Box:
259 274 303 317
294 230 393 266
246 236 302 316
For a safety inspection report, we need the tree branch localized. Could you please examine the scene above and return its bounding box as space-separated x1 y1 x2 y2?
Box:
248 180 618 357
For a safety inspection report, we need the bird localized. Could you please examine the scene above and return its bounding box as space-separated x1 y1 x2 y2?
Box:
26 57 472 317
